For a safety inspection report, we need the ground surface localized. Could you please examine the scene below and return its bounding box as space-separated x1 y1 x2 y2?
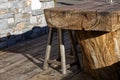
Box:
0 32 94 80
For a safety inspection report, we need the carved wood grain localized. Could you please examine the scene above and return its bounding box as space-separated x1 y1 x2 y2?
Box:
44 2 120 31
75 29 120 80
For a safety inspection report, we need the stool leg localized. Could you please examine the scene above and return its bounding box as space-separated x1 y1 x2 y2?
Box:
57 30 61 62
43 28 53 70
58 29 67 74
68 30 81 68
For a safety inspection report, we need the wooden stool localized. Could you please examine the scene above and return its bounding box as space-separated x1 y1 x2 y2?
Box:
43 28 80 74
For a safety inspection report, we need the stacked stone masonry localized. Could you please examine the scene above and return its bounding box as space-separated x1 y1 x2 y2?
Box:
0 0 54 48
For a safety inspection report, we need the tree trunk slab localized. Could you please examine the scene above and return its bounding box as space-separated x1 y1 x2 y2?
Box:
76 29 120 80
44 1 120 32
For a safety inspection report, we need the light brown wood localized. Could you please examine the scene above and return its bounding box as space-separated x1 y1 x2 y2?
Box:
44 2 120 32
75 29 120 80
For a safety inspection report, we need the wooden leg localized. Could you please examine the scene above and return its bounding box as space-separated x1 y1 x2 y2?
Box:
43 28 53 70
58 29 67 74
68 30 81 68
57 29 61 61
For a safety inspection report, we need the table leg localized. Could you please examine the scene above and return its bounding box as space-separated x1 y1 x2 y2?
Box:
68 30 81 68
43 28 53 70
58 28 67 74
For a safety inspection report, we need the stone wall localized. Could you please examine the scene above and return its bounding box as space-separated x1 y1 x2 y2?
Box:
0 0 54 49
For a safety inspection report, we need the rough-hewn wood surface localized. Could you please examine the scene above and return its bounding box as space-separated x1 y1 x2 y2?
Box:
45 1 120 31
76 29 120 80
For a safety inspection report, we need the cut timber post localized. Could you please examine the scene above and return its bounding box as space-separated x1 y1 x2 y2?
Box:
76 30 120 80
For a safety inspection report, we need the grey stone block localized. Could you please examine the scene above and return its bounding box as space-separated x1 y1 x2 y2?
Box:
0 2 12 9
0 13 14 19
30 16 37 24
15 13 23 23
32 9 44 16
0 19 9 30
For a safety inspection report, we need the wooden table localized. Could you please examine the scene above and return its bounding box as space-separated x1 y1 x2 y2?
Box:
44 1 120 80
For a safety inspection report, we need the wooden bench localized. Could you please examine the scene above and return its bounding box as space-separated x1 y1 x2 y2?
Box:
44 1 120 80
